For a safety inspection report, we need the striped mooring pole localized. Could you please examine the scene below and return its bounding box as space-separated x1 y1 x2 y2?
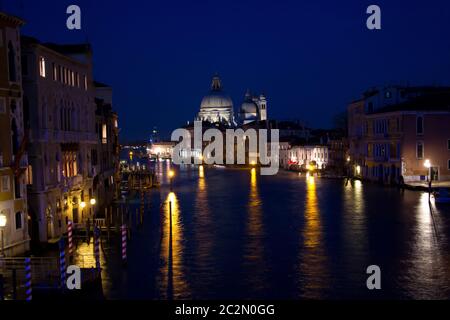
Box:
59 238 66 289
94 226 100 269
121 224 127 264
67 220 73 258
24 257 32 301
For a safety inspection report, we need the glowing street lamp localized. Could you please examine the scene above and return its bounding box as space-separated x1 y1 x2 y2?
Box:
0 212 7 257
90 198 96 218
424 159 431 182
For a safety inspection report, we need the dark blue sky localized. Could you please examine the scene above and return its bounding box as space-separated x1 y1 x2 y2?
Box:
3 0 450 140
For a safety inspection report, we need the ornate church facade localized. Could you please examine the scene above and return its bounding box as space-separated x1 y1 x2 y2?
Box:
196 75 268 126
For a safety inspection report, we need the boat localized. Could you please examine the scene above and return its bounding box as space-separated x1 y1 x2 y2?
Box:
433 188 450 204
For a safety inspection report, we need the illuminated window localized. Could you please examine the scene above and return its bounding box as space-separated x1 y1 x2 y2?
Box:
102 124 107 144
27 165 33 185
39 56 46 77
84 75 88 90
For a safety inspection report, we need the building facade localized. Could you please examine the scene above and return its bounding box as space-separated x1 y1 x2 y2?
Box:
280 144 329 170
94 82 120 215
0 12 30 256
348 86 450 183
22 37 98 243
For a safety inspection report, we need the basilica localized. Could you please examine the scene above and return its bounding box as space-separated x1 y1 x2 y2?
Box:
196 75 268 126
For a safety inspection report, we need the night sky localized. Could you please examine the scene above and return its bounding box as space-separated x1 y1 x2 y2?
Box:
3 0 450 140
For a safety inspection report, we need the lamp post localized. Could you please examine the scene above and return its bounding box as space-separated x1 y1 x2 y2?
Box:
90 198 96 218
0 213 7 257
424 159 431 182
80 201 86 220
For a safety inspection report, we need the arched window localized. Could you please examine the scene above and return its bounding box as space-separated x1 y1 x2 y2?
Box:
8 41 17 82
15 211 23 229
416 116 424 135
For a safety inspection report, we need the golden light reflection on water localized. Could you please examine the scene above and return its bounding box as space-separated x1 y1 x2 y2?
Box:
244 168 267 291
298 176 329 298
194 165 214 280
159 191 190 299
304 176 319 248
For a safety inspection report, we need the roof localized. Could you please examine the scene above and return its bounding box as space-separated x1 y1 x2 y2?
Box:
371 92 450 114
21 35 91 55
0 11 25 26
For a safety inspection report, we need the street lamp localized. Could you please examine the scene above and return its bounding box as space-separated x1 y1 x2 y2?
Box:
90 198 96 218
0 213 7 257
424 159 431 181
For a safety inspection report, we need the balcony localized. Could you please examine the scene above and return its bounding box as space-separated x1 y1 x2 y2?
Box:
63 174 83 190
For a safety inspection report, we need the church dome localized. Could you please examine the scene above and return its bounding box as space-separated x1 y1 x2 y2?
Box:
240 90 258 114
200 93 233 110
241 101 258 114
200 76 233 110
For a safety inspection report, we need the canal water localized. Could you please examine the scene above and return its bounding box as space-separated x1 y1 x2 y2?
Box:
100 161 450 299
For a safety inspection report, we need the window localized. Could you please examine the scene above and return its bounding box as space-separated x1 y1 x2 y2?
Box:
416 116 424 135
1 175 10 192
15 212 23 230
26 165 33 185
448 139 450 150
53 63 57 80
385 91 392 98
84 75 88 90
39 56 46 78
417 142 424 159
102 124 107 144
14 176 21 199
448 159 450 170
0 97 5 114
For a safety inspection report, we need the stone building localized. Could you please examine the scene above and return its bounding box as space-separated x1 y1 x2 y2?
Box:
21 36 98 244
0 12 30 256
348 86 450 183
93 82 120 213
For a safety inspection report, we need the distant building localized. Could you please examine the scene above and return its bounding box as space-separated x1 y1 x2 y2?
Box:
0 12 30 256
22 36 97 243
149 141 176 159
197 75 234 125
196 74 269 126
239 90 268 124
94 81 120 214
348 85 450 183
280 144 329 170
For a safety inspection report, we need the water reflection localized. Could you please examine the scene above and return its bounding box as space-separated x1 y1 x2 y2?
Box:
193 165 215 289
401 192 446 299
243 168 267 294
159 192 190 299
298 175 329 298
